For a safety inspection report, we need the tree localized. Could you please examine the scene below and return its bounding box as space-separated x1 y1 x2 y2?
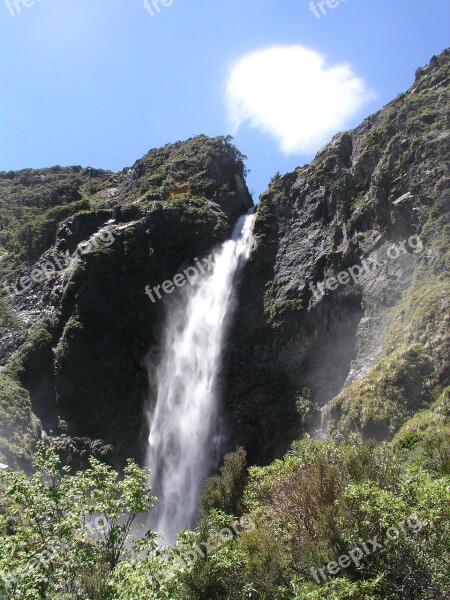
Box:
0 443 156 599
200 448 247 517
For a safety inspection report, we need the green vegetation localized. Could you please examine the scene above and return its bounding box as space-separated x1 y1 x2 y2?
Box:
0 296 22 331
0 444 155 598
0 135 248 289
393 386 450 474
327 201 450 439
172 436 449 599
0 135 250 469
200 448 248 516
0 166 114 281
124 135 248 204
5 324 54 386
264 279 304 330
325 343 434 439
1 436 448 598
0 54 448 598
0 373 39 469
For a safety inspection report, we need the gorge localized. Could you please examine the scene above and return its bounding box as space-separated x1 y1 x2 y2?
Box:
0 48 448 598
0 49 448 475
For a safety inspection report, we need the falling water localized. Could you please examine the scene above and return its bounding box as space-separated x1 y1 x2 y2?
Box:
146 212 255 542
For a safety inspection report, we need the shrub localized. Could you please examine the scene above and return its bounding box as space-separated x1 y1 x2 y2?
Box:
200 448 247 516
0 444 155 599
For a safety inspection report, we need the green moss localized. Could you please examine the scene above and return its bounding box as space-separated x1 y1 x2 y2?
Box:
5 325 54 385
364 125 386 151
173 197 229 245
417 214 450 277
252 200 277 254
118 135 248 204
0 373 40 468
0 198 90 282
393 386 450 474
54 319 85 368
360 58 449 166
428 204 438 220
326 343 433 439
0 165 116 278
0 297 22 332
327 221 449 438
61 263 87 307
263 278 303 330
384 277 450 385
119 203 145 222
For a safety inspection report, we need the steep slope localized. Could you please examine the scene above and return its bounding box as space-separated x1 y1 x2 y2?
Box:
0 136 252 468
223 49 449 462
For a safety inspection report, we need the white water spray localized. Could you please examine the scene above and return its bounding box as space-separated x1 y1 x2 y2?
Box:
146 212 255 542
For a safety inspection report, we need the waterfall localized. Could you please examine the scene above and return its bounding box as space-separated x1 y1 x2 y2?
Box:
146 212 255 542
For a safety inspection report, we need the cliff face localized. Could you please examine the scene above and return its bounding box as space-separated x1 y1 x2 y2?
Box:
0 136 252 468
223 49 449 462
0 51 449 471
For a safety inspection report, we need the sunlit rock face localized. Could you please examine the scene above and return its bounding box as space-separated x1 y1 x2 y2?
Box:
222 50 449 462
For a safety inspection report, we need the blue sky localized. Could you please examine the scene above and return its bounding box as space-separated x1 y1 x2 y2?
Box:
0 0 448 200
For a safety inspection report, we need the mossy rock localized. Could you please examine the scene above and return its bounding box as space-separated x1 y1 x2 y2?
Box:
326 343 434 439
392 386 450 473
0 373 40 469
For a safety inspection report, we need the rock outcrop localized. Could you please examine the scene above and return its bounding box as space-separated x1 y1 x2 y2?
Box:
0 136 252 467
223 49 449 462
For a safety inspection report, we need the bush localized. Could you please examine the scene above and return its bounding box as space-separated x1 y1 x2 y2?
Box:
339 470 450 597
393 386 450 474
0 444 155 599
200 448 247 516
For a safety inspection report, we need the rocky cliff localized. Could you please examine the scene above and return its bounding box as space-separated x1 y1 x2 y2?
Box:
0 50 448 471
0 136 252 468
223 49 449 462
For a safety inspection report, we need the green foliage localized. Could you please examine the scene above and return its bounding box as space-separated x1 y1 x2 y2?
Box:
291 575 391 599
0 444 155 599
5 324 54 385
119 135 248 204
0 166 105 278
252 200 275 248
244 437 398 570
0 296 22 331
0 374 40 469
12 199 90 263
181 516 286 600
192 436 449 599
326 343 434 439
295 387 317 428
200 448 247 516
118 203 145 222
393 386 450 474
339 470 450 597
0 324 54 470
0 436 448 599
174 197 229 242
327 263 449 439
264 279 303 330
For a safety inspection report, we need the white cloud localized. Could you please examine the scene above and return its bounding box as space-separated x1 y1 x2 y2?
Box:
225 45 374 155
